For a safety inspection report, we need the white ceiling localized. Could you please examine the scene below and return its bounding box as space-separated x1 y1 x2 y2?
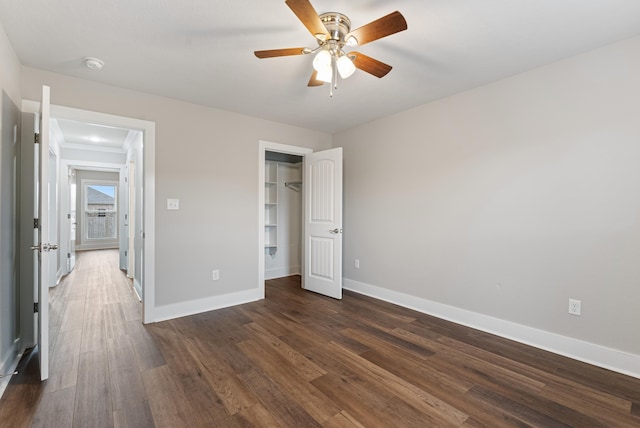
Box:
2 0 640 133
53 118 132 152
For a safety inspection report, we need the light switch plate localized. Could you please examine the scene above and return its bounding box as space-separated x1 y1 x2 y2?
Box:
167 199 180 210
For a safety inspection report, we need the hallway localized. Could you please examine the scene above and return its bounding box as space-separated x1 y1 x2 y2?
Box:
0 249 161 426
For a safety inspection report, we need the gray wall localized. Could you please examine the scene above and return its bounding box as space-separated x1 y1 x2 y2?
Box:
0 21 22 374
20 66 333 309
334 36 640 356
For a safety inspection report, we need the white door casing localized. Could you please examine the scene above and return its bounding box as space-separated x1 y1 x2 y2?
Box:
303 147 343 299
258 141 312 296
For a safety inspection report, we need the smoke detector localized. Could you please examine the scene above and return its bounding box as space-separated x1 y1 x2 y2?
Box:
83 57 104 70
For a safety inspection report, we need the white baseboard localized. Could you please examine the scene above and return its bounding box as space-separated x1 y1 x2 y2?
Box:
343 278 640 379
153 288 263 323
265 265 300 280
0 340 20 399
133 279 142 301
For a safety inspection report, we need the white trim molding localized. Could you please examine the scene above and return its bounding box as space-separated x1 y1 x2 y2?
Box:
133 279 142 301
0 340 20 399
265 266 301 280
343 278 640 379
153 288 263 323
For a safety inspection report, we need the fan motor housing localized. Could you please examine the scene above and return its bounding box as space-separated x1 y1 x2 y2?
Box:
319 12 351 43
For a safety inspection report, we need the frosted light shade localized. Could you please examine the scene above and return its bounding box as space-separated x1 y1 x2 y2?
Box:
337 55 356 79
313 50 331 72
317 64 332 83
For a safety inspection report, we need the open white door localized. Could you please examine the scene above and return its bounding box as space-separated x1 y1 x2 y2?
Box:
303 147 343 299
32 85 52 381
68 167 76 272
128 161 135 280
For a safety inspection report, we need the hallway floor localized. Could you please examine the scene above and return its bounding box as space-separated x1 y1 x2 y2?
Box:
0 249 157 426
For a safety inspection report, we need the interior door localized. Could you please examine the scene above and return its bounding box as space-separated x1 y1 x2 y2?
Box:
128 161 135 279
32 85 52 381
68 167 76 272
119 163 128 270
303 147 343 299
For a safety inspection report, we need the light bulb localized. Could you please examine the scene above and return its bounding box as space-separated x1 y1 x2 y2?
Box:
337 55 356 79
346 36 358 47
312 50 331 72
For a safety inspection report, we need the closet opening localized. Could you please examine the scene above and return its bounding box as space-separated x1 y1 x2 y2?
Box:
257 141 312 297
258 141 344 300
264 151 304 280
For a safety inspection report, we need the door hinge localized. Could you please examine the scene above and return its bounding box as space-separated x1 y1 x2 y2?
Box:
67 253 71 259
67 213 71 219
33 218 40 229
124 250 127 257
34 133 39 144
33 302 39 313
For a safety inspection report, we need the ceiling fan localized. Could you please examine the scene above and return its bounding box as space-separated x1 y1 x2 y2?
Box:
254 0 407 96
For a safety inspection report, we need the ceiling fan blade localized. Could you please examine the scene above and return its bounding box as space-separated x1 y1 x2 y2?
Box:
254 47 308 58
307 70 324 86
346 11 407 46
285 0 328 40
350 52 392 78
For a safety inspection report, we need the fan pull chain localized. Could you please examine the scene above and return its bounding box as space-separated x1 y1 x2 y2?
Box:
329 54 337 97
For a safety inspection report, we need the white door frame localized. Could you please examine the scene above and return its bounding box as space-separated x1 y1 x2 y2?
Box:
258 141 312 296
50 105 156 323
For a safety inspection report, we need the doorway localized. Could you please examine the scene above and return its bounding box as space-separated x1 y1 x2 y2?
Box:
258 141 312 297
49 104 156 323
264 150 303 280
258 141 344 300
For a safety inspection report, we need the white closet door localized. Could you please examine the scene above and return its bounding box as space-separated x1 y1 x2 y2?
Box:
303 148 343 299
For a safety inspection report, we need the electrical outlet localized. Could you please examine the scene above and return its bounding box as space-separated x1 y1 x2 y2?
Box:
212 269 220 281
167 198 180 210
568 299 581 316
354 259 360 269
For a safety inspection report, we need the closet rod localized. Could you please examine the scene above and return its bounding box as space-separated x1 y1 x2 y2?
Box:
284 181 302 191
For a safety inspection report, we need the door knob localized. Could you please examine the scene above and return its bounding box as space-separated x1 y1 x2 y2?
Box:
30 243 58 252
329 228 342 234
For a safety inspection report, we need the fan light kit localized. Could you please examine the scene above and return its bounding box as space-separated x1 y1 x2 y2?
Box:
255 0 407 97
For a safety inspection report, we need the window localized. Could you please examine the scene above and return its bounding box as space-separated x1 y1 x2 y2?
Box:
84 182 118 240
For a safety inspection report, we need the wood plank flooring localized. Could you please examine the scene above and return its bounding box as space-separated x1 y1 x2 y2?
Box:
1 249 639 427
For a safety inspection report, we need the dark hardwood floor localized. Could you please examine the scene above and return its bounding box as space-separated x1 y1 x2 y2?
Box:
1 249 639 427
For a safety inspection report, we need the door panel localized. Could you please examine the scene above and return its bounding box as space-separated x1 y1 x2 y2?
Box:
119 164 128 270
304 148 343 299
35 85 51 381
